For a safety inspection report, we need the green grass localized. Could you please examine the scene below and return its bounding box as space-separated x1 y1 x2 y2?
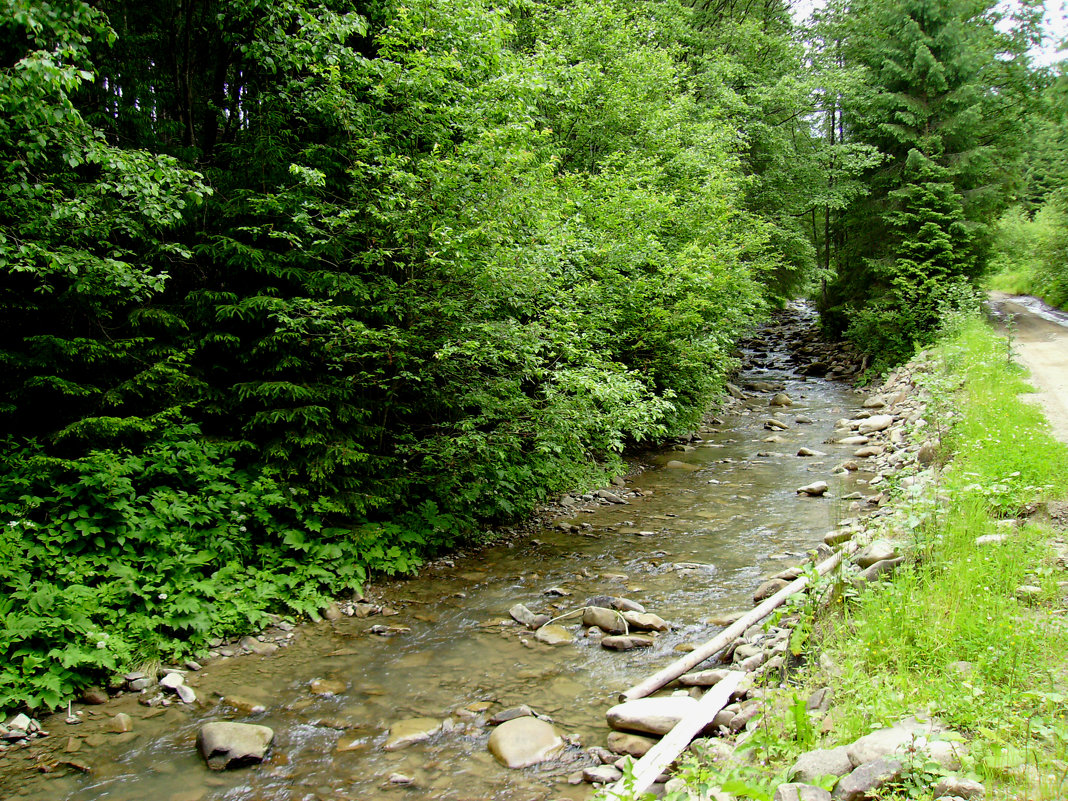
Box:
668 317 1068 801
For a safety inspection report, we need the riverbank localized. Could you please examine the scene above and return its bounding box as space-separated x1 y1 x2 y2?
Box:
651 315 1068 801
0 303 872 801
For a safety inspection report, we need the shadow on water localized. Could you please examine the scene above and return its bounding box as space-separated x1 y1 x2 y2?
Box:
17 305 875 801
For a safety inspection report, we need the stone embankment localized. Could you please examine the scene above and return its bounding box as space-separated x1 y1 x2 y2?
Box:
585 347 988 801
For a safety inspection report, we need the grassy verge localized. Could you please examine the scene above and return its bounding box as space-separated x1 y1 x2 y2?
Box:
669 316 1068 800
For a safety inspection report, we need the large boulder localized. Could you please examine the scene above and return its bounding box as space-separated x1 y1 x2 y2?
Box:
197 722 275 770
487 717 564 769
606 696 699 736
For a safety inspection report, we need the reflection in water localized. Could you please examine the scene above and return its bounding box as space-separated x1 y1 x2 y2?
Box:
18 327 872 801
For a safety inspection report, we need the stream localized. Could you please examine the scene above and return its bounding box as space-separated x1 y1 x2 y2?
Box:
10 304 875 801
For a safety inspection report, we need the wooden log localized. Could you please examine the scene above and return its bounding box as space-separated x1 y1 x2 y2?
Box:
619 543 856 702
604 671 744 799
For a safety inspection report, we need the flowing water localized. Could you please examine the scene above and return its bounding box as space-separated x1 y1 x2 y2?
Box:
12 306 874 801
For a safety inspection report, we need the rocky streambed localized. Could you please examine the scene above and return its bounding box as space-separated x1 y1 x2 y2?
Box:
1 302 909 801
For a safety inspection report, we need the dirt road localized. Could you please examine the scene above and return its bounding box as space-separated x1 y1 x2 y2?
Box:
988 292 1068 443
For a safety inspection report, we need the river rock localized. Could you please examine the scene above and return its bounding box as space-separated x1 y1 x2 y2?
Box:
678 668 730 687
197 722 275 770
932 776 985 799
837 435 869 445
797 447 826 457
854 445 884 458
854 540 899 569
770 393 793 407
832 757 902 801
602 634 655 650
583 765 624 784
665 460 700 471
596 489 626 504
176 684 197 704
109 713 133 733
789 746 853 783
621 611 669 632
81 688 109 705
607 731 659 757
752 578 790 603
384 718 442 750
917 443 938 465
488 705 534 724
764 418 791 430
606 696 698 736
797 481 829 497
775 784 832 801
487 717 564 768
845 717 944 766
535 624 574 645
310 678 347 695
857 557 905 583
159 672 185 690
582 606 627 634
509 603 538 628
858 414 893 434
611 597 647 613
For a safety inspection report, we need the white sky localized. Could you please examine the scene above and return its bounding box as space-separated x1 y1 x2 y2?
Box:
790 0 1068 67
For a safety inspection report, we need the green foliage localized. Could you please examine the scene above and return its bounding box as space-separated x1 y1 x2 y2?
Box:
987 198 1068 309
817 0 1042 365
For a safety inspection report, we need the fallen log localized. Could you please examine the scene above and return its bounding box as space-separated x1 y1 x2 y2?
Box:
619 542 856 702
603 671 744 799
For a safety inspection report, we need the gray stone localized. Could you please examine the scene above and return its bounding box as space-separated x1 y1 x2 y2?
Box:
678 669 730 687
798 447 827 457
770 393 793 407
197 722 275 770
159 672 185 690
611 597 647 613
789 746 853 784
534 624 574 645
509 603 538 628
854 540 899 569
109 713 134 733
596 490 626 504
488 705 534 725
321 602 343 621
665 460 700 470
854 445 885 458
601 634 655 651
754 578 791 602
81 688 108 705
176 684 197 704
384 718 442 750
932 776 985 799
837 436 869 445
241 637 278 656
606 696 699 736
583 606 627 634
832 757 903 801
621 611 669 632
764 418 791 430
775 784 833 801
487 717 564 769
797 481 829 497
606 731 659 757
583 765 624 783
858 414 894 434
857 556 905 583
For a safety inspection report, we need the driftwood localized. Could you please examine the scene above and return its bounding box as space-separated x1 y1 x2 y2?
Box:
603 671 744 799
619 542 856 702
